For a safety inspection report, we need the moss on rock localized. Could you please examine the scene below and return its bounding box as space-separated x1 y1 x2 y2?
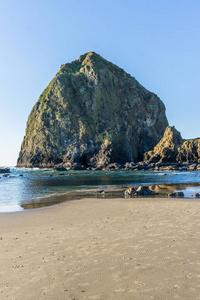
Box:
144 126 200 163
17 52 168 168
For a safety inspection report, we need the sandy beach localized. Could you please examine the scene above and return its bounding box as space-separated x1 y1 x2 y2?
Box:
1 198 200 300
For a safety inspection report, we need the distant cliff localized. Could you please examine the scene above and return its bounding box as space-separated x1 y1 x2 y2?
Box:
144 126 200 163
17 52 168 168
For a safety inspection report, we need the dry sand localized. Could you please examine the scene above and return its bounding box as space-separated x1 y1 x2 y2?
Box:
1 198 200 300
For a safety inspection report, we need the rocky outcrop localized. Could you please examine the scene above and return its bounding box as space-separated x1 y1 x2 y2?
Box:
0 168 10 174
144 126 200 164
193 193 200 198
143 126 183 163
177 138 200 163
124 185 156 196
168 192 184 197
17 52 168 168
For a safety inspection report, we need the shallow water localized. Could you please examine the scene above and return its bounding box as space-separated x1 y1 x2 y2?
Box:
0 168 200 212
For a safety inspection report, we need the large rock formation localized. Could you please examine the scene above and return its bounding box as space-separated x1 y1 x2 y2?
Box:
177 138 200 163
144 126 200 163
143 126 183 163
17 52 168 168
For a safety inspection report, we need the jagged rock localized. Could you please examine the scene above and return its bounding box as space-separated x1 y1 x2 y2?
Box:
149 185 166 191
125 185 156 196
144 126 200 164
177 139 200 163
17 52 168 168
193 193 200 198
168 192 184 197
135 185 156 196
159 165 177 171
125 162 147 171
124 187 136 196
168 192 177 197
124 162 136 168
186 164 197 171
68 163 85 170
0 168 10 174
145 163 156 170
104 163 123 171
177 192 184 197
144 126 183 163
53 166 67 172
124 162 138 170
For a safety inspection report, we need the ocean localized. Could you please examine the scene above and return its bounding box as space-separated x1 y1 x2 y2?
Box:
0 168 200 212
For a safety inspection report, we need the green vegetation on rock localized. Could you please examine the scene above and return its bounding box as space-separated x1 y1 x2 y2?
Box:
17 52 169 168
144 126 200 163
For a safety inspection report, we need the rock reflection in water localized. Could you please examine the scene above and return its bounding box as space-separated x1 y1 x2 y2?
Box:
20 182 200 210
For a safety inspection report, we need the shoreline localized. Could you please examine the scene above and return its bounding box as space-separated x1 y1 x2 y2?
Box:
1 194 200 215
15 161 200 171
14 181 200 211
1 168 200 213
1 197 200 299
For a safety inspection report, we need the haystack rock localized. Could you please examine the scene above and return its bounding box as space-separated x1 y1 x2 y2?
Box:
17 52 168 168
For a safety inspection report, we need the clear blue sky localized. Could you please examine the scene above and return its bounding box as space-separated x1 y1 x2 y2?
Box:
0 0 200 166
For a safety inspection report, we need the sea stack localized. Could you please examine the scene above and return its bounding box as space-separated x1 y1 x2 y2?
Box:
144 126 183 163
17 52 168 168
144 126 200 163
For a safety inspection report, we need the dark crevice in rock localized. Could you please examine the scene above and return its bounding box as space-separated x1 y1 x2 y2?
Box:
17 51 169 168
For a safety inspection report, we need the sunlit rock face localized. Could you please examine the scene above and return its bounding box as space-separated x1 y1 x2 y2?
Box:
143 126 183 163
177 138 200 163
17 52 168 168
144 126 200 163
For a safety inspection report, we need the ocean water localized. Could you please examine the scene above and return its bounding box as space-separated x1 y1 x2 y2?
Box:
0 168 200 212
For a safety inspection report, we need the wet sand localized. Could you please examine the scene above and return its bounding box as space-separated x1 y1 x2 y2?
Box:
1 197 200 299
